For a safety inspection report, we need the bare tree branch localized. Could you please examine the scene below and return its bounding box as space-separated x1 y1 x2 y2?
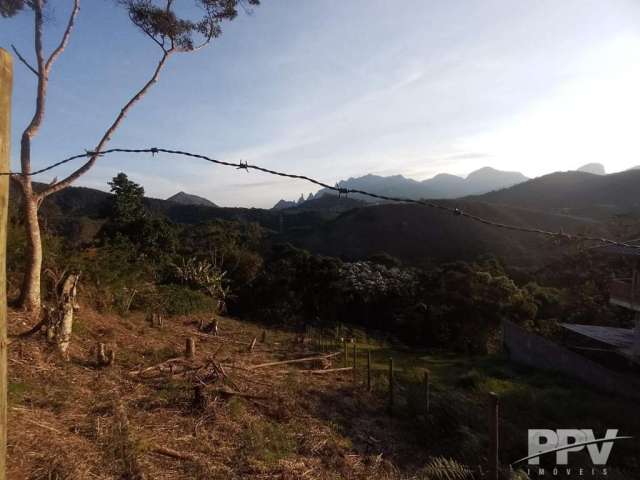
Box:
42 49 174 197
186 29 215 52
10 44 38 76
45 0 80 73
137 22 167 51
20 0 47 177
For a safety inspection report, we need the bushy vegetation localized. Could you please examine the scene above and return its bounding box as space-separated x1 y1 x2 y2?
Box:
7 172 627 348
237 245 573 352
7 173 263 318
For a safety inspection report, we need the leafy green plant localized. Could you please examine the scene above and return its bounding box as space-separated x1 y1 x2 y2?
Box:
171 256 229 308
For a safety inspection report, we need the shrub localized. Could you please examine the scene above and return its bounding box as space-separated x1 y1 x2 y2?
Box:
139 284 217 316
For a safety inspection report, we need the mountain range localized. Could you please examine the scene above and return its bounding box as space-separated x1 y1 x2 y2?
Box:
273 166 529 209
328 167 528 201
272 163 619 210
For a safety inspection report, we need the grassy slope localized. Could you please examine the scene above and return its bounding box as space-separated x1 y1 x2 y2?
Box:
7 309 426 479
7 309 639 479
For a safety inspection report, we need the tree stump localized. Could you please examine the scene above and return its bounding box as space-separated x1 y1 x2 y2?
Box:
150 313 164 328
192 385 208 411
185 337 196 359
45 273 80 359
106 349 116 366
96 342 115 367
97 343 107 365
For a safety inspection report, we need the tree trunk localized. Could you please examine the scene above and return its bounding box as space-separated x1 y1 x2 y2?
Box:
18 191 42 317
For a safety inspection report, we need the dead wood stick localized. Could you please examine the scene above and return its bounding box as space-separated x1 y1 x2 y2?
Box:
152 445 199 462
211 386 268 400
17 417 64 435
212 344 225 359
128 357 183 376
191 331 251 346
11 317 47 338
301 366 354 374
247 351 341 370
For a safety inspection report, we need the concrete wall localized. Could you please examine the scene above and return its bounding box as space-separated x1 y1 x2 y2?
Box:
503 320 640 401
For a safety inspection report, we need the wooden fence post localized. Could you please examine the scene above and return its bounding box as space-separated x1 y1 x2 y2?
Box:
367 350 371 392
0 47 12 480
488 392 499 480
388 357 394 416
424 369 430 415
343 341 348 368
352 343 357 384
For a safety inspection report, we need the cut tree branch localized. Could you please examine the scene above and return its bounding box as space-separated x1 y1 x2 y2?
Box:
10 44 37 76
43 48 174 197
247 352 341 370
152 445 198 462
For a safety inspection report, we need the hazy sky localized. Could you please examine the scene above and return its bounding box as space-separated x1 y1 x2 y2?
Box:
2 0 640 207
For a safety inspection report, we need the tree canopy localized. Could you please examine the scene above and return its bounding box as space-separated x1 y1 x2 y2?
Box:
108 172 146 225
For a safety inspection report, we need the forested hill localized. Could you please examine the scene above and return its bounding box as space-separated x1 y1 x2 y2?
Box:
8 179 614 267
469 169 640 219
290 200 611 267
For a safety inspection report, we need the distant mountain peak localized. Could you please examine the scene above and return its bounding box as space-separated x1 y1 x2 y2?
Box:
272 199 297 210
431 173 463 180
466 166 526 179
166 191 217 207
577 163 605 175
468 166 499 175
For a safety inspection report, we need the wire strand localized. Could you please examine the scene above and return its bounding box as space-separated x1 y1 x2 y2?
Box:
3 147 638 249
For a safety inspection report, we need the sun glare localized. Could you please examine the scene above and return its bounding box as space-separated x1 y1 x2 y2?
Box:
459 35 640 176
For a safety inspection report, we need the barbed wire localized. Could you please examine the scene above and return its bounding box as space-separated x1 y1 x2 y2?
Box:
3 146 639 249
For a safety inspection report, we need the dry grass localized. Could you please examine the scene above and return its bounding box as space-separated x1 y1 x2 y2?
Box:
6 307 431 479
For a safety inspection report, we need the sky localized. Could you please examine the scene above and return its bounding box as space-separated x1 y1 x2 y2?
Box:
1 0 640 208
